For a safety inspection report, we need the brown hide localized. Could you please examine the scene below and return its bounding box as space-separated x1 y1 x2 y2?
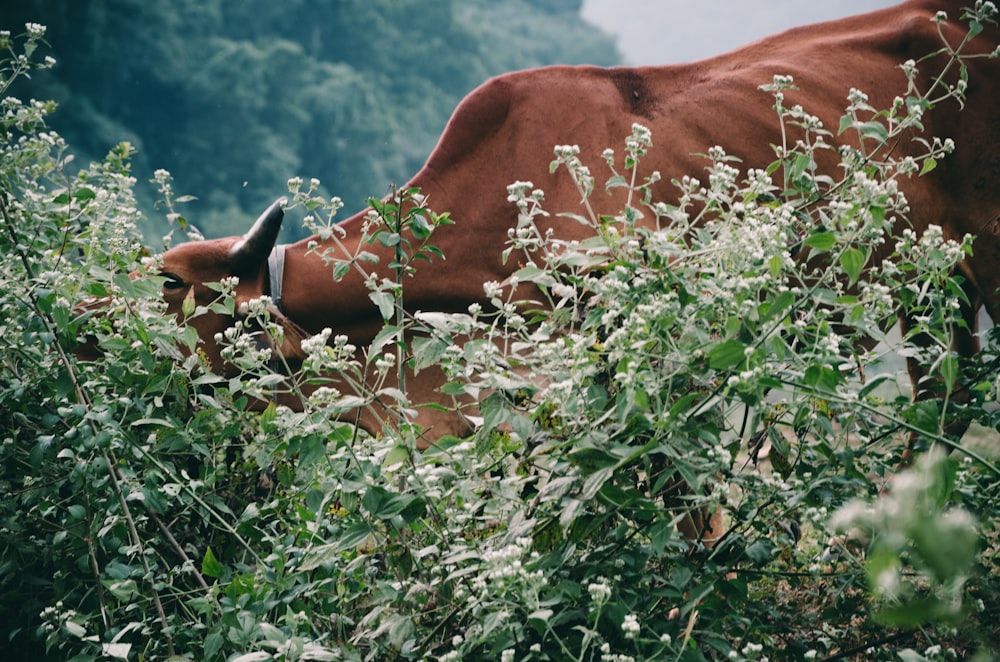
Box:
160 0 999 442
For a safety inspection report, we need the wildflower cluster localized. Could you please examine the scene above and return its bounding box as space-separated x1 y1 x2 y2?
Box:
216 317 273 370
830 450 979 621
4 9 998 662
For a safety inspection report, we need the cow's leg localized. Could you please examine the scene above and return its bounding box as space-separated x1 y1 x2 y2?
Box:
899 276 981 462
657 468 725 547
364 363 478 447
675 496 725 546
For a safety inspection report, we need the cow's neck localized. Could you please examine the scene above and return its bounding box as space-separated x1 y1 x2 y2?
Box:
275 202 511 344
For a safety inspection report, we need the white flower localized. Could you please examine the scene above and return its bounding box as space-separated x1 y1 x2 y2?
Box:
551 282 576 301
506 313 525 329
25 23 46 39
897 156 919 176
847 87 869 108
300 328 333 356
239 295 273 317
483 280 503 299
375 352 395 372
621 613 640 639
588 581 612 603
553 145 580 159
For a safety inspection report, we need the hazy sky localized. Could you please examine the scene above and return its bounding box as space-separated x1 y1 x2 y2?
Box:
580 1 899 65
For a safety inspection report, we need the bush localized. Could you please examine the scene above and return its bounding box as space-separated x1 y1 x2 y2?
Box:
1 8 999 661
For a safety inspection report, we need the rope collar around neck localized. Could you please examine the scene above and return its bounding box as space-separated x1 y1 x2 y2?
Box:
267 244 286 312
264 245 288 402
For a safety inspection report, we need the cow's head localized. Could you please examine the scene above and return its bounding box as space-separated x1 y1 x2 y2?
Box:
159 198 301 374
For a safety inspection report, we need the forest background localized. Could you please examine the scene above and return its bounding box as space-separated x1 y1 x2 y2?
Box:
7 0 622 241
7 0 898 242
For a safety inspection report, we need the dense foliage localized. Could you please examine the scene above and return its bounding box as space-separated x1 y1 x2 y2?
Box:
4 0 618 240
2 6 1000 661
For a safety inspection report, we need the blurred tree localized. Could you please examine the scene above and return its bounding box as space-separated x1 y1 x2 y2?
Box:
6 0 619 239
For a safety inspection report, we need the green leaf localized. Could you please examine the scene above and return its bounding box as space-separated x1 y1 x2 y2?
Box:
839 247 866 285
768 254 784 279
604 175 628 191
804 232 836 252
789 152 813 180
238 503 260 525
231 652 277 662
667 392 700 418
761 290 795 323
649 520 675 555
182 287 196 317
902 400 941 436
410 213 433 239
708 339 747 370
804 364 843 392
939 354 958 394
73 187 97 201
875 597 945 627
633 386 650 412
305 488 326 514
837 113 854 136
201 547 223 578
299 543 341 571
855 120 889 143
334 523 377 552
745 539 776 566
569 446 620 472
369 291 396 321
369 324 402 357
768 425 791 463
514 264 552 284
362 486 426 522
332 260 351 281
204 632 224 661
105 579 139 601
411 334 450 371
377 231 401 247
63 620 87 638
579 466 615 501
920 157 937 176
528 609 554 627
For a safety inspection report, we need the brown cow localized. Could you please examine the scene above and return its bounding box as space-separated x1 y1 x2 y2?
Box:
159 0 998 452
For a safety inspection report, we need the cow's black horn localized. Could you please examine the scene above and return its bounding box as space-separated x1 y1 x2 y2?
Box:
229 197 286 275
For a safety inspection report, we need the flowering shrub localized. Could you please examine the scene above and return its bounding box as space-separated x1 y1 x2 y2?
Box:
2 7 1000 662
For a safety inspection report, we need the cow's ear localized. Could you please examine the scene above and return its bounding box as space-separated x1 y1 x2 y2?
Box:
228 197 286 275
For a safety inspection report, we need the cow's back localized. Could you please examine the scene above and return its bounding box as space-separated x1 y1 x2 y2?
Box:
403 0 999 315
